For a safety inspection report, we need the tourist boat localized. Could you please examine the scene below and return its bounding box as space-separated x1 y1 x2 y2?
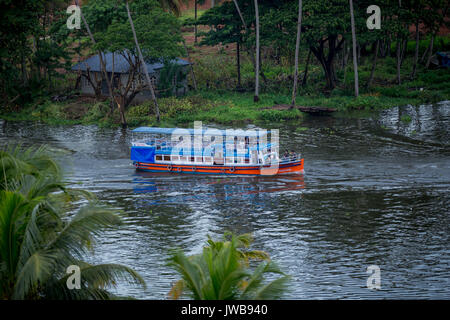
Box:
130 126 304 175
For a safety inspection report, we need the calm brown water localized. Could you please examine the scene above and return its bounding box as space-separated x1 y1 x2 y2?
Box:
1 101 449 299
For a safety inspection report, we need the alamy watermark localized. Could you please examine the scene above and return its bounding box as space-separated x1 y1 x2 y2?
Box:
66 4 381 31
366 265 381 290
66 265 81 290
367 5 381 30
66 5 81 30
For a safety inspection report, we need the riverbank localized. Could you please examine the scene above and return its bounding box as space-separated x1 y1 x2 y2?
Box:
1 67 449 128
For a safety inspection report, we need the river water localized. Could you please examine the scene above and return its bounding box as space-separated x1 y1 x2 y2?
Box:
1 101 449 299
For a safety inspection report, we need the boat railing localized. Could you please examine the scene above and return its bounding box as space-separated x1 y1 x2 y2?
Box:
280 153 302 163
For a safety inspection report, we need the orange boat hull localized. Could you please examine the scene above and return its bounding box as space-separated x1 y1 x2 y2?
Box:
134 159 304 175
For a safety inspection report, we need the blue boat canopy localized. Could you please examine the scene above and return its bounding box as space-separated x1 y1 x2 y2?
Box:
132 127 270 137
131 146 155 162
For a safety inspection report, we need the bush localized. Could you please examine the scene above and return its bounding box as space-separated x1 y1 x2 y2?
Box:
417 90 445 104
343 96 380 110
83 102 109 123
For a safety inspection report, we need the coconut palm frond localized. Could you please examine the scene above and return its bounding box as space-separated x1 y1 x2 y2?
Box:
252 274 290 300
0 191 30 277
241 261 289 300
43 278 115 300
18 176 63 200
0 145 61 190
245 249 270 260
234 232 254 248
77 263 146 290
168 249 205 300
16 201 45 271
47 204 122 258
12 250 59 299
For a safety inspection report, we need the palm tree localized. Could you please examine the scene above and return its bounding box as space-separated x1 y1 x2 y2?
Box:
253 0 260 102
125 0 161 122
349 0 359 97
0 145 146 299
168 233 289 300
291 0 303 108
232 0 266 87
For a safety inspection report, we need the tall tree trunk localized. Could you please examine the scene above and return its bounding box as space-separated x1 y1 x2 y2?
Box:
387 35 392 57
125 0 160 123
183 40 197 90
232 0 248 34
232 0 266 85
396 0 403 84
316 53 336 89
21 53 27 87
367 39 379 88
75 0 116 116
342 40 346 69
291 0 303 107
259 51 267 84
425 33 435 69
410 20 420 79
396 39 402 84
420 37 431 63
379 38 385 58
349 0 359 97
116 96 127 128
253 0 260 102
194 1 198 44
236 41 241 88
302 49 311 87
400 38 407 67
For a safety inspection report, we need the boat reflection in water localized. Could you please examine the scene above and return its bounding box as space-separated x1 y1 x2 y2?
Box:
132 171 305 207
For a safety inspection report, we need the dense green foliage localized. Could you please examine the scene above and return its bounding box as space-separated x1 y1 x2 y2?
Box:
0 0 76 107
168 232 289 300
94 0 183 61
0 145 146 299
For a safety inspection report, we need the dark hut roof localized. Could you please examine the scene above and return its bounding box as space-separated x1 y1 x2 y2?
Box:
71 52 190 74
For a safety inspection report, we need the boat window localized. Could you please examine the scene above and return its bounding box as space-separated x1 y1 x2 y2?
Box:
180 156 187 162
245 158 250 164
204 157 211 162
172 156 179 161
226 157 233 164
195 157 202 162
163 155 171 161
155 155 162 161
190 156 195 162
